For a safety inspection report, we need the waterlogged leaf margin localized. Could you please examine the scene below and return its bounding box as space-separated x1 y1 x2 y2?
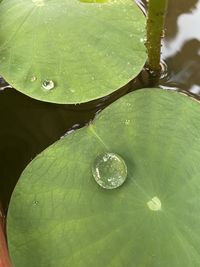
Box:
7 89 200 266
0 0 146 104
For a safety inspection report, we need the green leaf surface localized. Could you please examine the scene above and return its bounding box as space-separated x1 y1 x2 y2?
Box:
7 89 200 266
0 0 146 104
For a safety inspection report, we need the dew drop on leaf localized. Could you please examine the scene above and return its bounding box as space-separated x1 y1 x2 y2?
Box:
33 200 39 206
125 119 130 125
147 196 161 211
42 80 55 90
31 76 37 82
92 152 127 189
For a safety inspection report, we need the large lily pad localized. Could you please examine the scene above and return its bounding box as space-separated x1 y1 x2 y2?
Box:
0 0 146 104
7 89 200 266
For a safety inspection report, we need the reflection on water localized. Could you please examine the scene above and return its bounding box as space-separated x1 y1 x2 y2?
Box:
0 0 200 211
161 39 200 93
163 1 200 57
161 0 200 94
164 0 199 40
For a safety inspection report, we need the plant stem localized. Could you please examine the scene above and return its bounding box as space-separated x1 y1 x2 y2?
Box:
0 205 12 267
146 0 168 84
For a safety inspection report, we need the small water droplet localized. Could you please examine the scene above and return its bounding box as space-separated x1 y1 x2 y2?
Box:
92 152 127 189
129 34 133 38
70 89 75 93
33 200 39 206
31 76 37 82
147 196 161 211
42 80 55 90
140 37 146 43
125 119 130 125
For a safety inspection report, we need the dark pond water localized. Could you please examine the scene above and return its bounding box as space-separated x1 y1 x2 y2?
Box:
0 0 200 212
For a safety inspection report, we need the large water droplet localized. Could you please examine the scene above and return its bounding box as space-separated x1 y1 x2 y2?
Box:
42 80 55 90
92 152 127 189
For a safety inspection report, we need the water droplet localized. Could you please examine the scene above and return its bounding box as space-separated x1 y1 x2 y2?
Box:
31 76 37 82
125 119 130 125
33 200 39 206
140 37 146 43
147 196 161 211
70 89 75 93
92 152 127 189
42 80 55 90
129 34 133 38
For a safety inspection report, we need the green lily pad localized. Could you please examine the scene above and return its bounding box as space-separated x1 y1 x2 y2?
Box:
7 89 200 266
0 0 146 104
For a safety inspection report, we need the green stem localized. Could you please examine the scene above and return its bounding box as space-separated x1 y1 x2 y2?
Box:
146 0 168 83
